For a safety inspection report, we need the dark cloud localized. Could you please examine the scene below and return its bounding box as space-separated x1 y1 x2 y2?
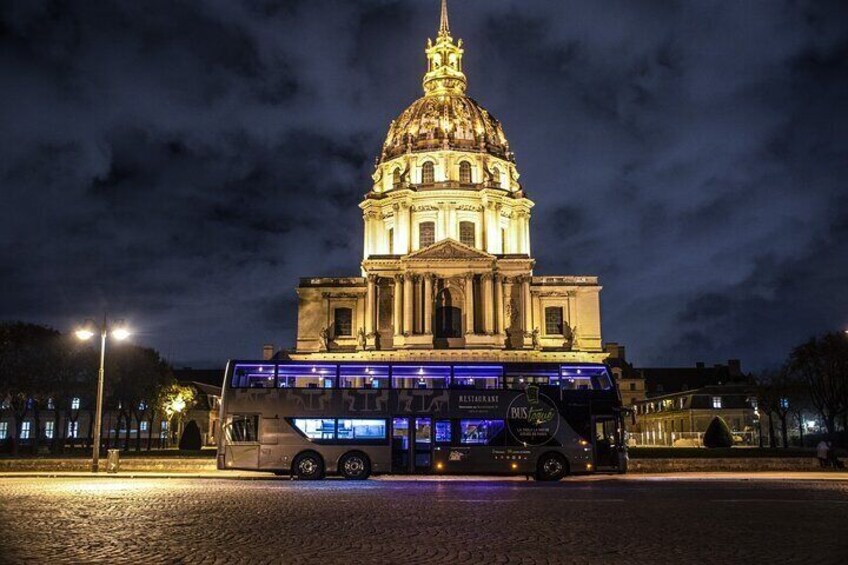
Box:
1 0 846 370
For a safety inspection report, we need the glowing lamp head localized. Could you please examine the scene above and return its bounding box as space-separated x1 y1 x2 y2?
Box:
436 462 444 470
511 463 518 470
111 323 130 341
75 319 96 341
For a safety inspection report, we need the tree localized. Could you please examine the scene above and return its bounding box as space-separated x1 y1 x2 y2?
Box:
0 323 63 454
787 332 848 443
703 416 734 448
179 420 203 451
160 383 196 447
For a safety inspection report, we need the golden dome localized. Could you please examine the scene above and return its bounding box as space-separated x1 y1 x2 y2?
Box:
380 94 512 163
378 1 513 165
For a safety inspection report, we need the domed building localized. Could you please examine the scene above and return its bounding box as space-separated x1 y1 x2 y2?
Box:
292 1 604 362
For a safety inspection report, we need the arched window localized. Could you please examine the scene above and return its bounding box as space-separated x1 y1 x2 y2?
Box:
491 166 501 188
334 308 353 337
544 307 564 335
459 161 472 184
419 222 435 248
392 168 401 189
501 228 508 253
387 228 394 254
422 162 435 184
459 221 475 248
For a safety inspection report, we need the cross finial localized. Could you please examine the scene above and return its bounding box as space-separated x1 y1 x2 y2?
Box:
439 0 450 36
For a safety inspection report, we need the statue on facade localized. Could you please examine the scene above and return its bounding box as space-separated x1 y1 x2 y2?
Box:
357 328 367 350
563 324 577 351
319 327 330 351
531 327 541 350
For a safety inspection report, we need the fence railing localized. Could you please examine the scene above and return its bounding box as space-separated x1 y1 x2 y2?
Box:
628 431 759 447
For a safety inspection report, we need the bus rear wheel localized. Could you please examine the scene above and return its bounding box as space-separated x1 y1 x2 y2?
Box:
292 452 325 480
339 452 371 480
536 453 568 481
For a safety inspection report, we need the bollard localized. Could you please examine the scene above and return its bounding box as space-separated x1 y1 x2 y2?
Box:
106 449 120 474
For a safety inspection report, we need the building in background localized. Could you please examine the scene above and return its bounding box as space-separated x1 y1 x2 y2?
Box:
289 2 605 364
604 342 646 407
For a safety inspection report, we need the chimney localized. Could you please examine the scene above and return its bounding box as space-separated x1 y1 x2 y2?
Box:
262 344 275 361
728 359 741 376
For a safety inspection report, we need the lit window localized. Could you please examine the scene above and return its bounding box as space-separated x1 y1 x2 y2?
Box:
453 365 503 389
435 420 452 443
780 398 789 409
334 308 353 337
292 418 337 440
460 420 505 445
47 398 55 410
459 221 475 247
225 415 257 443
45 421 54 439
336 419 387 440
459 161 472 184
161 421 169 430
339 365 389 389
140 421 148 432
0 422 7 439
231 363 276 388
20 421 31 440
71 398 80 410
391 365 450 389
712 396 722 409
67 421 78 438
278 364 336 389
422 161 435 184
544 307 564 335
138 401 147 411
419 222 435 248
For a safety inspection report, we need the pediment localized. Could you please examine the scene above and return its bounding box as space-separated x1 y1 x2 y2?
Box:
405 238 495 261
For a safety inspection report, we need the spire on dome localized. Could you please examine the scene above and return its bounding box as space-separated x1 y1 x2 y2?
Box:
423 0 466 95
439 0 450 36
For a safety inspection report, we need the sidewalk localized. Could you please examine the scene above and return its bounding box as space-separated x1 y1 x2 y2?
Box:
1 471 847 481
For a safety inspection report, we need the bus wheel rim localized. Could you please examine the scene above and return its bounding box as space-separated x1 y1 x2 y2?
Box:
344 457 364 476
299 458 317 475
543 458 562 476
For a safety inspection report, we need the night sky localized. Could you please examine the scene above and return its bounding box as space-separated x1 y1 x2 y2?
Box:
1 0 846 371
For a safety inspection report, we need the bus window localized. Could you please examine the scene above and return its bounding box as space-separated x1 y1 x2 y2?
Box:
336 419 387 440
453 365 503 389
504 367 559 389
278 364 336 388
392 365 450 389
232 364 275 388
225 414 258 443
339 365 389 389
561 366 595 390
293 418 336 439
460 419 505 445
434 420 452 443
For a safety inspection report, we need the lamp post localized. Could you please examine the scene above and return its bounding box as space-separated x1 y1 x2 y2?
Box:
75 317 130 473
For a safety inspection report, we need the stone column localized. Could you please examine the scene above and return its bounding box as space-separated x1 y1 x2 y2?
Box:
482 273 494 334
393 275 403 336
464 273 475 335
494 274 504 334
365 275 376 336
521 275 533 337
423 274 433 335
403 273 414 335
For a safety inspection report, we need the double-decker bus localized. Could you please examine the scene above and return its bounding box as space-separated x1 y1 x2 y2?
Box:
217 360 627 480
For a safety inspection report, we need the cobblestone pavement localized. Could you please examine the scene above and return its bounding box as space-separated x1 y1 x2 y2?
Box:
0 477 846 564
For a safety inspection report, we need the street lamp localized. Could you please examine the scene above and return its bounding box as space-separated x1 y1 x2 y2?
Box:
75 317 130 473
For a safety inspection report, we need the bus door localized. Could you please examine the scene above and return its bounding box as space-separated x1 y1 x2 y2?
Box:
391 418 410 473
592 416 623 471
413 418 432 473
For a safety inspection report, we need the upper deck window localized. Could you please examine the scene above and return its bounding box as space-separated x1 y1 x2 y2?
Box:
339 365 389 389
560 366 613 391
278 364 336 389
453 365 502 389
505 366 560 389
232 364 276 388
392 365 450 389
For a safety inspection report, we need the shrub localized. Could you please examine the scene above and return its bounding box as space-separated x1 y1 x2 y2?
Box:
179 420 203 451
703 417 734 448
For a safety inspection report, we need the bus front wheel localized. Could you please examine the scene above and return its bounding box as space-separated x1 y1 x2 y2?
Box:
339 452 371 480
536 453 568 482
292 452 325 480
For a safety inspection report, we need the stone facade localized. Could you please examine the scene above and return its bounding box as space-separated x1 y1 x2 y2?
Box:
292 2 604 364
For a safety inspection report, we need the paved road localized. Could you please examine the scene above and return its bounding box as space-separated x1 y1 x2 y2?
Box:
0 477 846 564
